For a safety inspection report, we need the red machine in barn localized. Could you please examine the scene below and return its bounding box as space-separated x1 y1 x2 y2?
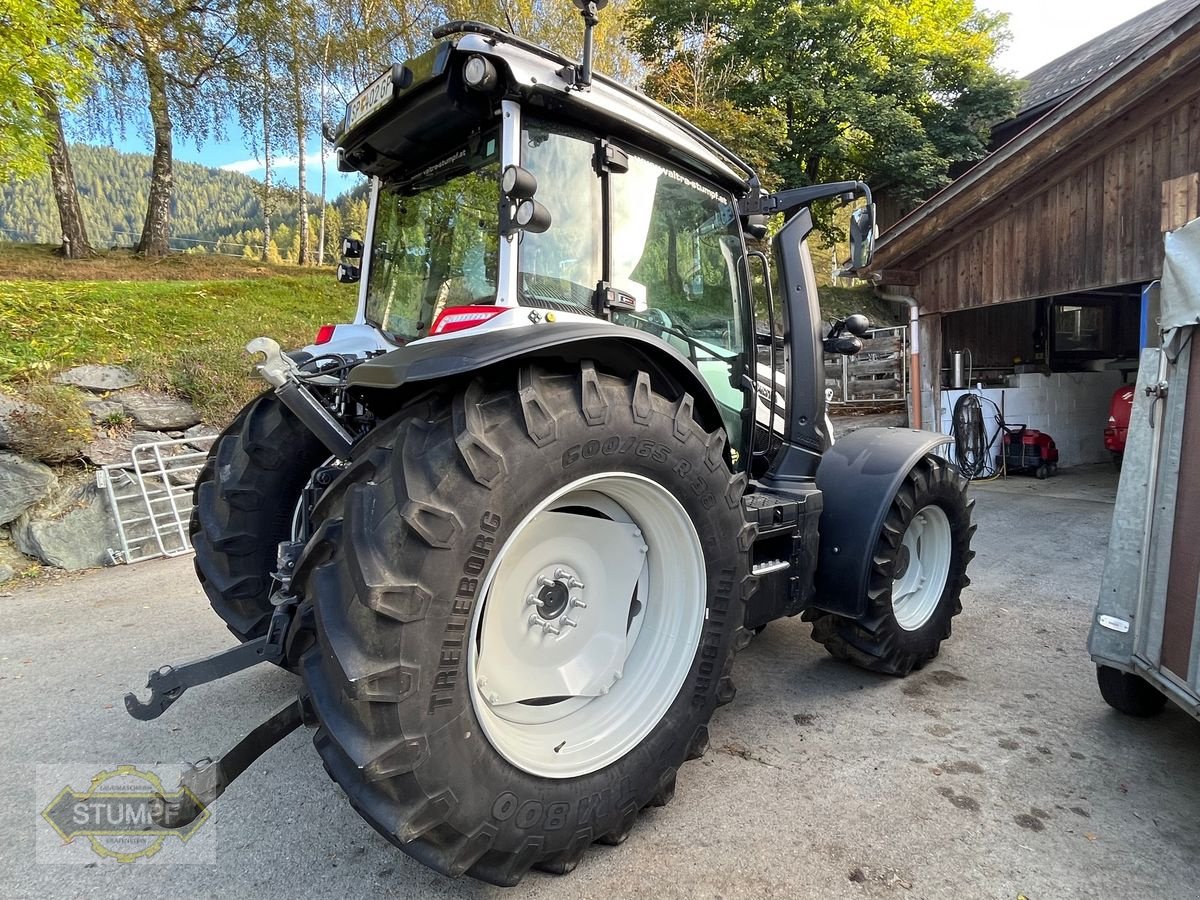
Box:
1104 384 1135 465
998 425 1060 479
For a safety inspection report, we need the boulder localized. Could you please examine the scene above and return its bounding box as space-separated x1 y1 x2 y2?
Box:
116 391 202 430
0 451 56 525
0 395 44 449
53 364 139 392
83 432 133 467
85 399 127 424
11 474 119 570
183 423 219 451
0 564 13 584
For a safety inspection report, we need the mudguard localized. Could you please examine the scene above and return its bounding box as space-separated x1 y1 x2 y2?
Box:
812 427 953 617
347 321 729 433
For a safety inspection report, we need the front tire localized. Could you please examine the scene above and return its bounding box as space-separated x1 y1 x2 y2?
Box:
191 392 328 640
293 364 752 884
808 455 974 676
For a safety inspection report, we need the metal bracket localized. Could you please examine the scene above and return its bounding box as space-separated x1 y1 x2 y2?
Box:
124 602 293 721
152 699 304 828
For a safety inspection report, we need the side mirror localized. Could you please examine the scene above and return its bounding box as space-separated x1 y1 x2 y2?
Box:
341 237 363 259
848 204 875 270
826 335 863 356
336 263 360 284
844 314 870 337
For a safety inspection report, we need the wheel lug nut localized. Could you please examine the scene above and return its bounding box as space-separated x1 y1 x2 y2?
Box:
562 617 577 628
567 577 584 589
543 623 560 636
554 567 568 580
537 576 553 587
525 594 543 608
477 676 488 689
528 614 542 627
570 598 587 609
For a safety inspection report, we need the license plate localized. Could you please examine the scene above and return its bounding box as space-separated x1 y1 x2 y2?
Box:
346 68 394 130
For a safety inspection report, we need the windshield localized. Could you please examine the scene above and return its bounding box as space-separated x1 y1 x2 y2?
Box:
364 131 500 340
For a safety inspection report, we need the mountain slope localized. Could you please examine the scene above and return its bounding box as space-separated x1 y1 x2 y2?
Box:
0 144 368 258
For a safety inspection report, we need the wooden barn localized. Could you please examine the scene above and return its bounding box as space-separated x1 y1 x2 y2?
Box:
869 0 1200 467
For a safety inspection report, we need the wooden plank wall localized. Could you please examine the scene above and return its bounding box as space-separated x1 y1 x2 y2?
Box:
940 303 1037 369
915 81 1200 314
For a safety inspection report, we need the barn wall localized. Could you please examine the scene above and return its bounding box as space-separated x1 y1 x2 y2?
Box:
914 76 1200 314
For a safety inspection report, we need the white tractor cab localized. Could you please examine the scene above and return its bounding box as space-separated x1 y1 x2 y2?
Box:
126 8 974 887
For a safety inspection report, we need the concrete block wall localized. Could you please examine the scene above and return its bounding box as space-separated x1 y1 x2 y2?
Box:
937 369 1126 468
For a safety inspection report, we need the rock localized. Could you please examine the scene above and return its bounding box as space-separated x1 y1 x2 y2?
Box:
183 423 219 451
0 564 12 584
116 391 201 430
0 395 44 449
0 451 56 525
11 474 119 570
53 364 138 392
85 399 126 424
83 432 133 467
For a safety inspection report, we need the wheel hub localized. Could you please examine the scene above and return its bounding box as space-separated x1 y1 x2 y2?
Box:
468 475 706 778
890 504 953 632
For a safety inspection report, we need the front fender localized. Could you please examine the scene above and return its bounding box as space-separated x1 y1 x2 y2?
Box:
346 321 729 433
813 427 953 617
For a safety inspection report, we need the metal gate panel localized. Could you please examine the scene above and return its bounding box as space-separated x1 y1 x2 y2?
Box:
98 436 214 564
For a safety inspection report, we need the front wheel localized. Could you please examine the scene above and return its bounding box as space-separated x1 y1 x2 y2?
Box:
808 455 974 676
191 391 328 640
293 364 752 884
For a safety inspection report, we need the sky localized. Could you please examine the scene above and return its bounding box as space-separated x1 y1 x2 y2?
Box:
104 0 1170 200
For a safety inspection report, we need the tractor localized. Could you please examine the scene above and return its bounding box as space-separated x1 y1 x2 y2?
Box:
125 5 974 885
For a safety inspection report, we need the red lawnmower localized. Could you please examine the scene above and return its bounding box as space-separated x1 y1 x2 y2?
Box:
1104 385 1135 467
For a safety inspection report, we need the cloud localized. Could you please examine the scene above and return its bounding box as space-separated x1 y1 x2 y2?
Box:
219 145 333 175
220 155 300 174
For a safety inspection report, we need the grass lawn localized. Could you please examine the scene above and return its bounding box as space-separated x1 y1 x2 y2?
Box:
0 245 357 424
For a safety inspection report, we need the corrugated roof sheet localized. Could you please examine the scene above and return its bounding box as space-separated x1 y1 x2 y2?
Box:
1018 0 1200 113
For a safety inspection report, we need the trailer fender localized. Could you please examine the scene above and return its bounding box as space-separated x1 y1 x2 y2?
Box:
813 427 953 617
346 321 729 433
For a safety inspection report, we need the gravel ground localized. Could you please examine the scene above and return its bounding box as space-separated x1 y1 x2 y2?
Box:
1 464 1197 899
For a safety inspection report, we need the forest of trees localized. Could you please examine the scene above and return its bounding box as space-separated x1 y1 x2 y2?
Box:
1 0 1019 262
0 144 368 261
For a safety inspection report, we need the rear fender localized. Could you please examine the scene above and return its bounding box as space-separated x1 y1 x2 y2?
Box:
813 427 953 617
346 321 729 434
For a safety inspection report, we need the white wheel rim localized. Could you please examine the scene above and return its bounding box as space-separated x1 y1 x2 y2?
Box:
890 504 952 632
468 472 706 779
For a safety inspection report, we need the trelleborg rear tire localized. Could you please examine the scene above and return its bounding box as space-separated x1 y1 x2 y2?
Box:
190 391 328 641
293 363 753 884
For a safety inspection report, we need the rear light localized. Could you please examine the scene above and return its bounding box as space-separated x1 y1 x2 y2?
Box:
430 305 505 335
315 324 336 345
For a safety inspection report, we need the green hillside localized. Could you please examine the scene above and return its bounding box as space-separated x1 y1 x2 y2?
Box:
0 144 369 259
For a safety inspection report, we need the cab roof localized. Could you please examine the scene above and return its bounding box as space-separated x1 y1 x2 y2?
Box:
334 21 758 196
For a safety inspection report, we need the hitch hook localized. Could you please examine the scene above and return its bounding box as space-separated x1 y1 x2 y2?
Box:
124 601 293 721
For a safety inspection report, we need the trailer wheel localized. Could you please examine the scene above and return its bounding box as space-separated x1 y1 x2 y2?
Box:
1096 665 1167 717
809 455 973 676
294 364 751 885
190 392 328 641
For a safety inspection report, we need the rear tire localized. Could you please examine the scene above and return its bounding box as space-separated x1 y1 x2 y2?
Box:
190 392 328 641
808 455 974 676
1097 665 1167 717
293 364 752 884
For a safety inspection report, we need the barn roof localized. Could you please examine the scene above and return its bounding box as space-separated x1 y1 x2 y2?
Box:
871 1 1200 276
1018 0 1200 116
